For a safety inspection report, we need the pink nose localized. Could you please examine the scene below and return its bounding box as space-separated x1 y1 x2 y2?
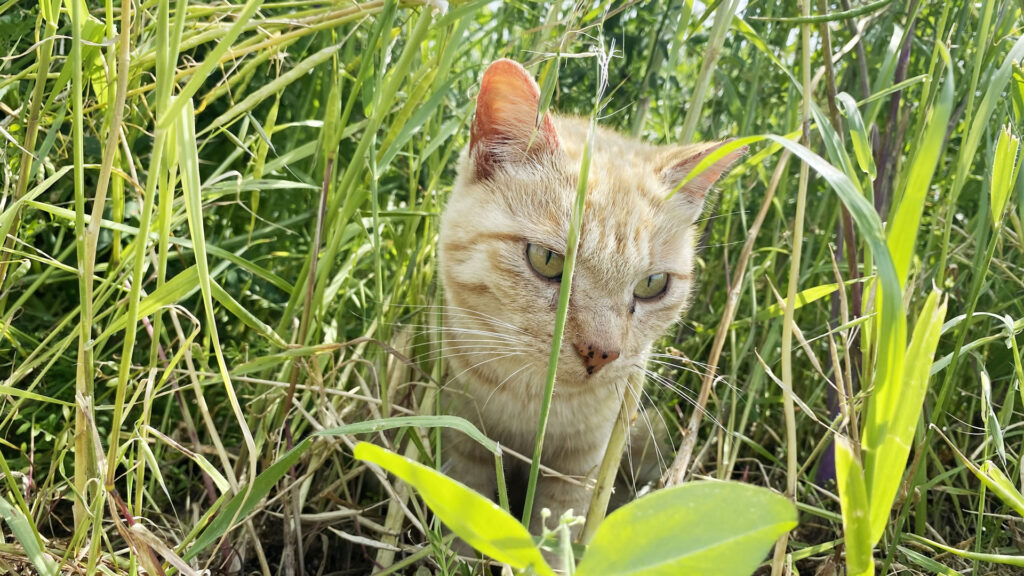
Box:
574 342 620 375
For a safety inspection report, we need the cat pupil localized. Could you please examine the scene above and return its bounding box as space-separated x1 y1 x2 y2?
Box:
545 250 553 265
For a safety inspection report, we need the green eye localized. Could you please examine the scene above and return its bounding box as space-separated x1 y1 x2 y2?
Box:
634 273 668 300
526 243 564 280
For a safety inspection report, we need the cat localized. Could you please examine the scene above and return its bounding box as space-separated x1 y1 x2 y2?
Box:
437 58 743 541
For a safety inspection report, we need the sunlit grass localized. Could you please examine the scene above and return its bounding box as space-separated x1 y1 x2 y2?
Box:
0 0 1022 574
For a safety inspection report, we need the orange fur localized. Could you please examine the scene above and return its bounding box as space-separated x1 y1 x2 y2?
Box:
439 59 743 536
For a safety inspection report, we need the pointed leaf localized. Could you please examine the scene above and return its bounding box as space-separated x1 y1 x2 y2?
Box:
837 92 876 179
991 125 1021 227
575 481 796 576
887 45 953 288
866 290 946 544
835 438 874 576
0 494 58 576
353 442 555 576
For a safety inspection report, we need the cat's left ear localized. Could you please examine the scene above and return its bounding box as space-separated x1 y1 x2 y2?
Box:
659 140 746 212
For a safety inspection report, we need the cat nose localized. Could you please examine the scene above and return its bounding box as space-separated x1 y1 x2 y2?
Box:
573 341 620 375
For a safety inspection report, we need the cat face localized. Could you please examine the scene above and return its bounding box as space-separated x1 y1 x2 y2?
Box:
439 59 742 391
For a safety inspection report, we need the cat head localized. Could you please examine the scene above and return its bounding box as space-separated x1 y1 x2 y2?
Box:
439 59 743 391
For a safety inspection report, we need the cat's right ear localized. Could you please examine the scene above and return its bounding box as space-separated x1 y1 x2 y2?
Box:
469 59 560 180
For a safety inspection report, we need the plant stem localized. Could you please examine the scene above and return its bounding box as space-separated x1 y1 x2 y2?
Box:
772 1 812 573
523 50 607 530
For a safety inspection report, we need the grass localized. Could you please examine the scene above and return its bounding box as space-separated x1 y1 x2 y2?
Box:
1 0 1023 574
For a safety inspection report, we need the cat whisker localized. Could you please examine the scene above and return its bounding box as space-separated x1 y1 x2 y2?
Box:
483 362 535 410
414 337 532 348
644 359 722 390
617 382 657 496
407 304 532 336
646 355 739 394
442 351 527 391
404 319 528 339
645 357 716 379
637 366 723 429
693 209 749 226
637 384 675 458
647 352 717 371
399 324 530 345
415 346 534 365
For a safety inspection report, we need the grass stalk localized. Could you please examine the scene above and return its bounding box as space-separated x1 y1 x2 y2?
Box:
678 0 741 145
523 52 607 530
70 0 94 529
581 373 641 543
771 1 812 573
96 0 133 488
0 0 58 296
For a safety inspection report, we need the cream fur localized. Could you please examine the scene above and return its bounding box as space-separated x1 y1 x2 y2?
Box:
437 59 741 538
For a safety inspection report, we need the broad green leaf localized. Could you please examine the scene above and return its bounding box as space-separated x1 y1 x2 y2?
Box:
575 481 796 576
991 125 1021 227
837 92 876 179
887 45 953 288
353 442 555 576
0 494 58 576
866 290 946 544
835 438 873 576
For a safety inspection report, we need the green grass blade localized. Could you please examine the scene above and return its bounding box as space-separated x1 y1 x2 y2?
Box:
887 45 953 288
991 125 1021 227
0 494 58 576
908 534 1024 568
158 0 265 130
834 438 873 576
866 290 946 543
836 93 876 179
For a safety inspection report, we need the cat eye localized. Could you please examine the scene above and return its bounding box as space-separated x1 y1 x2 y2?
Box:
634 273 668 300
526 243 564 280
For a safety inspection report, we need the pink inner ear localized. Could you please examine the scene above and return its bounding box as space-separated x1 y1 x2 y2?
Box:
470 59 560 178
662 141 746 202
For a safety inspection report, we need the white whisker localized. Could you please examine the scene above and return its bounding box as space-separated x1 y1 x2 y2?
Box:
483 362 535 410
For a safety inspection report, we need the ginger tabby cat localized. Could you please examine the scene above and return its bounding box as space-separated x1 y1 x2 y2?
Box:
439 59 743 538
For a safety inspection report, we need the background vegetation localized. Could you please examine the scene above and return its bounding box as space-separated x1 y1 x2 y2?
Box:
1 0 1022 574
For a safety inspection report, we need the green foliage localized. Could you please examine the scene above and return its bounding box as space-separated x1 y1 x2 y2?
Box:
1 0 1023 574
356 442 556 576
356 442 797 576
576 482 796 576
0 493 57 576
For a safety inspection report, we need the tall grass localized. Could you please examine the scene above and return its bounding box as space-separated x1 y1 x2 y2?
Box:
1 0 1022 574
